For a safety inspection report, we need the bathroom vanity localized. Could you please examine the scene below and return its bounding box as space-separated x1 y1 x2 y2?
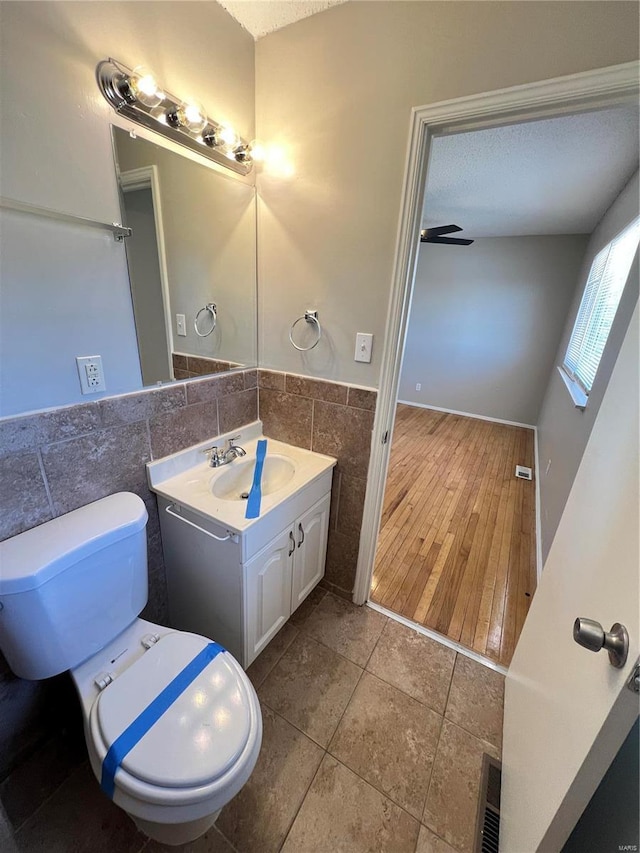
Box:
147 422 336 667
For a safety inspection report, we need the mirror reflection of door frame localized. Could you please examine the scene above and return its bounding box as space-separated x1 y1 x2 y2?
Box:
120 165 174 381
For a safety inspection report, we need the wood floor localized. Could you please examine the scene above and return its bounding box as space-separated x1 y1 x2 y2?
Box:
370 405 537 667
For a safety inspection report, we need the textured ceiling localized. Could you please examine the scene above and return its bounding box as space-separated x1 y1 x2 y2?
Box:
423 107 639 238
218 0 346 39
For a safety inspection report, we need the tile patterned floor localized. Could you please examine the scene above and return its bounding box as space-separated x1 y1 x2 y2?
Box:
3 589 504 853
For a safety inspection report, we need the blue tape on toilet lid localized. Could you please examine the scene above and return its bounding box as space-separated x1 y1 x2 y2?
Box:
96 633 252 794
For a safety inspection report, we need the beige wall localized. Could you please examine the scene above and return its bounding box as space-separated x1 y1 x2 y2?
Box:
398 236 588 425
537 171 639 560
255 1 640 387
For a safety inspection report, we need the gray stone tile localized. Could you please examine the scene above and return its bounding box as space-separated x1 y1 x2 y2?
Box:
301 593 387 667
246 622 299 689
41 423 151 515
186 372 245 405
367 620 456 714
173 369 192 381
99 385 185 427
0 451 52 541
172 353 188 372
259 389 313 449
445 656 504 750
243 369 258 389
0 730 86 831
217 705 323 853
0 404 100 457
416 826 460 853
288 585 327 628
324 528 360 594
329 671 442 819
312 400 374 478
424 720 500 853
149 402 218 459
218 389 258 434
285 374 348 405
187 356 220 376
347 387 377 411
336 475 367 537
281 755 419 853
258 633 361 748
145 825 234 853
258 369 285 391
14 762 144 853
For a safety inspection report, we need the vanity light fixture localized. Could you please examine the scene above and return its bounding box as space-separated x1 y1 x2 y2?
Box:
96 58 253 175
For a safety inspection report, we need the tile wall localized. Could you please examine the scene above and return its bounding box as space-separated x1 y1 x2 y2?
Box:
0 368 257 782
258 370 377 600
172 353 243 380
0 366 376 838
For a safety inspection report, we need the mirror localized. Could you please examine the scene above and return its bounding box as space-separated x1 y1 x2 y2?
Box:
112 127 257 384
0 128 256 419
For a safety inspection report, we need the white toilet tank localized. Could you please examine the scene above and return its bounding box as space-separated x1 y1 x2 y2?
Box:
0 492 148 680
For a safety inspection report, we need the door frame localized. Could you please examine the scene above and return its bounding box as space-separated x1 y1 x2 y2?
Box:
120 165 175 379
353 60 640 606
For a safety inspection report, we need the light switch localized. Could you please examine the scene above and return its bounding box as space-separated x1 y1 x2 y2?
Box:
176 314 187 336
355 332 373 363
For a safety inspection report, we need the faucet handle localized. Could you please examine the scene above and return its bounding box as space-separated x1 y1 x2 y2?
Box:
202 445 218 459
226 435 241 448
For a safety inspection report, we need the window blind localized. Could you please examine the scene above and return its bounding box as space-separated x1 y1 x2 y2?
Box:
563 217 640 394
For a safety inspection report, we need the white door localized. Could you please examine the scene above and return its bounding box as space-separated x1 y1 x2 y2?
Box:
501 306 639 851
291 494 331 613
245 527 294 665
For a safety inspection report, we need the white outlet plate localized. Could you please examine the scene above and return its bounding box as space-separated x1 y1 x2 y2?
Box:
76 355 106 394
415 383 421 391
176 314 187 336
355 332 373 363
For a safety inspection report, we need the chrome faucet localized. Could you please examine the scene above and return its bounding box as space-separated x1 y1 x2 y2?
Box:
202 436 247 468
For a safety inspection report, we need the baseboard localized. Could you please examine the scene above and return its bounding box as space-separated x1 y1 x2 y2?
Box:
396 400 536 430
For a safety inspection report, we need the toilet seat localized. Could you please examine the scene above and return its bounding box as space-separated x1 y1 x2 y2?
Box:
88 631 260 806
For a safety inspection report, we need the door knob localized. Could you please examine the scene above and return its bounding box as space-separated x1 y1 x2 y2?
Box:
573 618 629 668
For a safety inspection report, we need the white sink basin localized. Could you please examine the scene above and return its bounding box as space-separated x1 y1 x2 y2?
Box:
211 454 296 501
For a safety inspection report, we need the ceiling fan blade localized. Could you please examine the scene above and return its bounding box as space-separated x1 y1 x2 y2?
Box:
422 224 463 238
421 235 474 246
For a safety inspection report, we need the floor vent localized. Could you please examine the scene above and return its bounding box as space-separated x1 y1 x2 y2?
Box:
515 465 532 480
475 754 502 853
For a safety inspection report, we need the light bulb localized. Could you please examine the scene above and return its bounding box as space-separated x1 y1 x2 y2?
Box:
219 125 238 149
129 66 164 108
177 101 207 134
248 140 266 163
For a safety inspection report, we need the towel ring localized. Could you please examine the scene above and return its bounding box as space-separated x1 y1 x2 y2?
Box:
194 303 217 337
289 310 322 352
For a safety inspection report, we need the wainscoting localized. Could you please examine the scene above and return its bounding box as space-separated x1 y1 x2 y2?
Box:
371 405 537 668
257 370 377 601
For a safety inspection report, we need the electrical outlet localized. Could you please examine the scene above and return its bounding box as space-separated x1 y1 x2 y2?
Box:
415 383 421 391
176 314 187 337
76 356 106 394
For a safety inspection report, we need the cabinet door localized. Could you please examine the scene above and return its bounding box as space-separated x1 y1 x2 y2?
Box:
245 527 294 665
291 493 331 613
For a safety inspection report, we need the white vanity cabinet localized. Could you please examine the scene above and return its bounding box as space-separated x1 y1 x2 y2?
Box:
155 464 333 668
245 493 330 661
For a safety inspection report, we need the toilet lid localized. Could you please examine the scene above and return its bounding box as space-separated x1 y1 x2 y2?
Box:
95 632 252 789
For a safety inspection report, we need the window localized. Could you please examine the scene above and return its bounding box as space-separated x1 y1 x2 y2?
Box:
562 217 640 406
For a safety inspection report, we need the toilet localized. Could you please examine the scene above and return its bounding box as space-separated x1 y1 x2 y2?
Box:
0 492 262 846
